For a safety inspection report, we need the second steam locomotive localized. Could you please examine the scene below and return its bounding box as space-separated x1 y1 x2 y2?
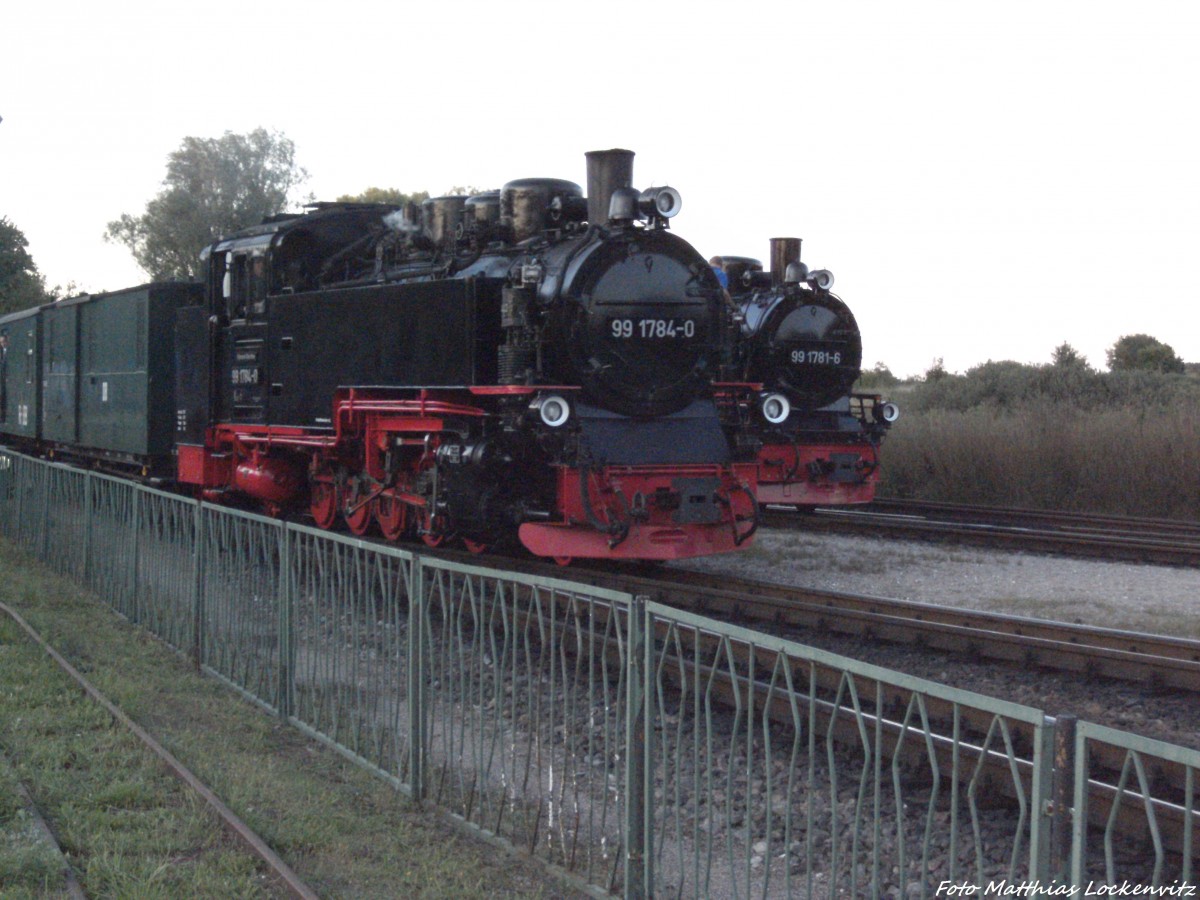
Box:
716 239 898 508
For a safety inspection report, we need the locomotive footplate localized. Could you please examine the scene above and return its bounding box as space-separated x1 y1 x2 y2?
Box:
519 464 758 560
519 520 750 560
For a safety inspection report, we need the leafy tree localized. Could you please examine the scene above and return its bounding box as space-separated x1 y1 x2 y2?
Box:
1051 342 1090 370
1105 334 1185 374
856 361 900 389
105 129 308 280
335 187 430 206
333 186 488 206
0 216 50 315
923 357 948 383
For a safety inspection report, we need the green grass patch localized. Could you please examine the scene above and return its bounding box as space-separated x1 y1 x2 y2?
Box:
0 754 68 898
0 538 583 898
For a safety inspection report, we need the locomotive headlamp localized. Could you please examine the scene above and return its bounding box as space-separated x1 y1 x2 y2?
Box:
760 392 791 425
875 401 900 424
638 186 682 220
535 394 571 428
807 269 835 290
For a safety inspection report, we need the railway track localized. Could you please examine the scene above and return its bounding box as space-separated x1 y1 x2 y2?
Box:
0 600 319 900
428 544 1200 866
762 499 1200 566
436 550 1200 696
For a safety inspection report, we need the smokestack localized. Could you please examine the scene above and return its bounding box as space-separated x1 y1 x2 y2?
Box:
585 149 635 226
770 238 802 288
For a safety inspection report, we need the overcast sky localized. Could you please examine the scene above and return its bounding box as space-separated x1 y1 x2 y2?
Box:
4 0 1197 378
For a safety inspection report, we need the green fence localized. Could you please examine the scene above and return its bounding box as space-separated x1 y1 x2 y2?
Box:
0 449 1195 897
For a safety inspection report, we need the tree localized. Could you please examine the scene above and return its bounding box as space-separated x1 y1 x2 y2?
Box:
1105 334 1185 374
856 361 900 389
0 216 50 315
1051 342 1090 370
335 187 430 206
105 129 308 280
923 357 948 382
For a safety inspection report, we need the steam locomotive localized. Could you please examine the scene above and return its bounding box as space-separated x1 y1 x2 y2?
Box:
0 150 760 562
715 239 898 508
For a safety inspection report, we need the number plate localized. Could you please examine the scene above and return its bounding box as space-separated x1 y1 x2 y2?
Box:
610 318 697 340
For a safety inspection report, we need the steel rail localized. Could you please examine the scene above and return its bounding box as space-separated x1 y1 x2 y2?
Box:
510 587 1200 863
0 750 87 899
425 546 1200 693
558 565 1200 693
0 600 320 900
762 502 1200 566
867 499 1200 540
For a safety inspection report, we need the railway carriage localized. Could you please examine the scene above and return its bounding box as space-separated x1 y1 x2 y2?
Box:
0 307 41 439
1 283 201 475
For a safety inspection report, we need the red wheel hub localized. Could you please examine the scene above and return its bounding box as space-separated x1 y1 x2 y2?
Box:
310 477 338 530
374 493 407 541
340 481 374 536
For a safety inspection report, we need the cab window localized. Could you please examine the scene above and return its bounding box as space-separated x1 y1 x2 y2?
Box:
221 252 269 320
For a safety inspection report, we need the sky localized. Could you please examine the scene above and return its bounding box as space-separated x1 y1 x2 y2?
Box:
3 0 1198 378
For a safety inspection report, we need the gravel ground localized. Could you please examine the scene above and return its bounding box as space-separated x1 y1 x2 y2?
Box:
672 527 1200 639
671 527 1200 753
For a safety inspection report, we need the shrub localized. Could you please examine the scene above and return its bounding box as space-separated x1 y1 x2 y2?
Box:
878 366 1200 519
880 402 1200 519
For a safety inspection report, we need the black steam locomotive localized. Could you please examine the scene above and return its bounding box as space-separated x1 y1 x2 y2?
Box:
716 239 897 507
162 148 760 560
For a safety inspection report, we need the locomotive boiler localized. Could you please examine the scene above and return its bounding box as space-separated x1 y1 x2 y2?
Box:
719 238 897 507
173 149 758 560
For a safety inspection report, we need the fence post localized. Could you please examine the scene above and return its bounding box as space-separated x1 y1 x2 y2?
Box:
1070 721 1091 889
82 475 94 587
39 464 50 560
624 594 653 899
277 521 293 719
1050 714 1078 885
407 554 425 803
13 457 26 547
190 500 206 672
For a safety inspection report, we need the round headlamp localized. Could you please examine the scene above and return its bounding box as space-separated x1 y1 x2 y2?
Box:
876 401 900 423
536 394 571 428
761 392 791 424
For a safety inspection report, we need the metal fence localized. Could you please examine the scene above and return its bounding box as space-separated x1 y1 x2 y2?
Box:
0 449 1196 898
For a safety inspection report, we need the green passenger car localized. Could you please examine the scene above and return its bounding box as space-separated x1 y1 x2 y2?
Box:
0 307 42 440
41 283 203 472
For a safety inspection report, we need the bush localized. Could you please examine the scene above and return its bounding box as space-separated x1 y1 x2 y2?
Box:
878 365 1200 519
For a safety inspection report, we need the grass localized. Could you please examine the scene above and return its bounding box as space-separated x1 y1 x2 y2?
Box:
0 537 585 899
0 752 68 899
879 402 1200 520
